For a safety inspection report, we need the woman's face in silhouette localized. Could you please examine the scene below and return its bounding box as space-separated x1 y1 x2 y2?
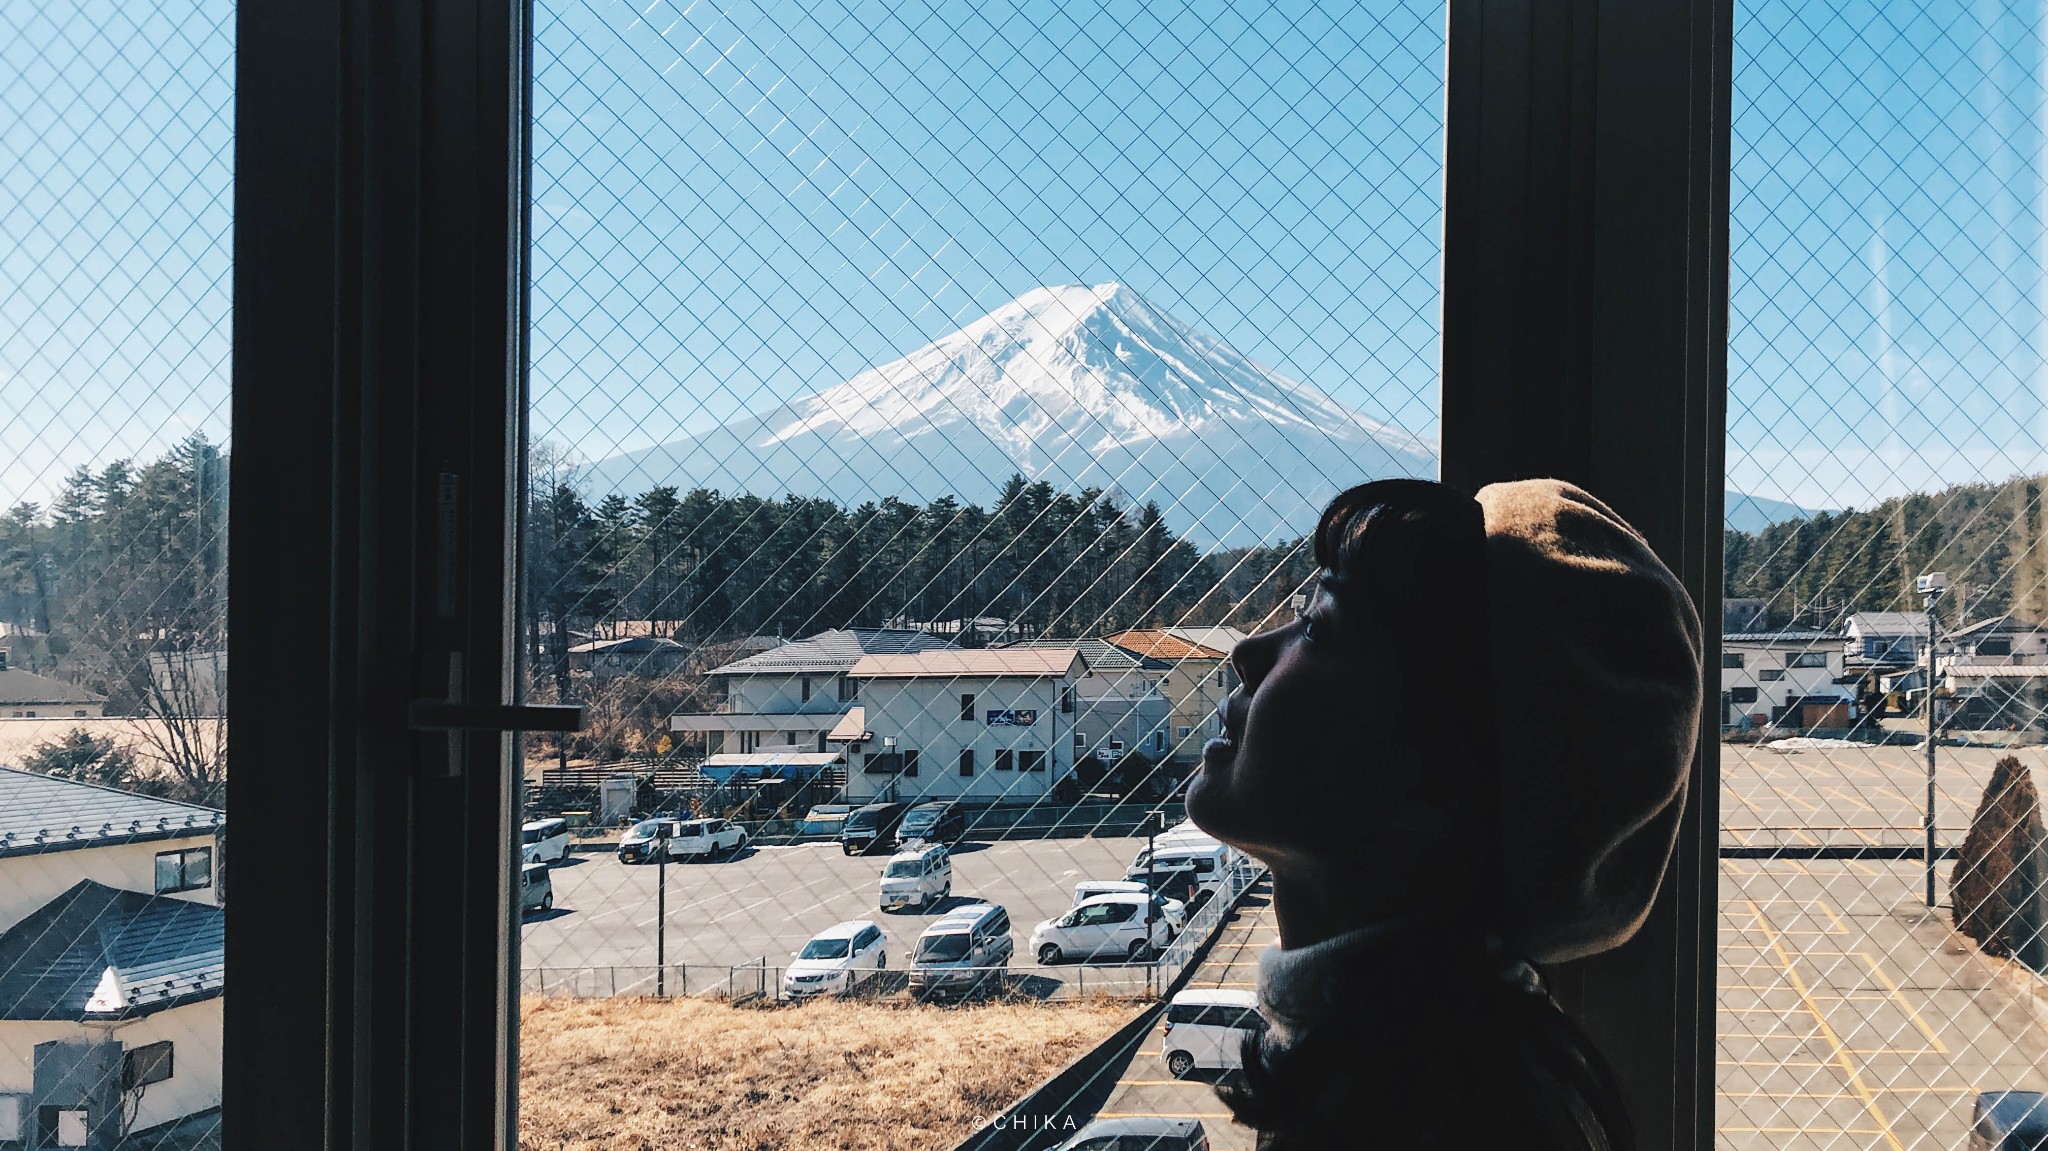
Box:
1186 571 1417 872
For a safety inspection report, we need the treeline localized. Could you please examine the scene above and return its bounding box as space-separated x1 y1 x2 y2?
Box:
1725 475 2048 629
525 448 1312 655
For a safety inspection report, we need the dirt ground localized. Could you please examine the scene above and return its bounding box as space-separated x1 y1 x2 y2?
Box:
517 995 1141 1151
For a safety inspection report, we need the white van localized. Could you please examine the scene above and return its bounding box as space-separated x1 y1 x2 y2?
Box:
879 842 952 912
1072 880 1186 932
1161 989 1265 1079
911 903 1013 1000
521 818 570 864
1125 841 1232 904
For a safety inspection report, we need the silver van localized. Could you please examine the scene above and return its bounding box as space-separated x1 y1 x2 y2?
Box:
521 817 570 863
519 861 554 915
879 842 952 912
1161 989 1264 1078
910 903 1012 1000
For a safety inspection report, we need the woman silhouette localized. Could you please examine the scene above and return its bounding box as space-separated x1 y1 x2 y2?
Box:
1187 478 1702 1151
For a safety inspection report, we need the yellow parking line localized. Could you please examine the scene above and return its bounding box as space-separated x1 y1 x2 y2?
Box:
1745 897 1904 1151
1852 951 1950 1054
1096 1113 1236 1120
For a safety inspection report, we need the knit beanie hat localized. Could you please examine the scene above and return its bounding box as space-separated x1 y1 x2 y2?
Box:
1476 479 1702 964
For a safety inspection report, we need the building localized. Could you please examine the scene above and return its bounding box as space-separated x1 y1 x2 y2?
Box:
146 650 228 717
1102 627 1246 763
564 635 692 678
0 660 106 720
1844 611 1930 667
1000 639 1172 765
842 648 1085 804
1944 615 2048 666
668 628 952 759
1720 629 1854 732
0 770 226 1145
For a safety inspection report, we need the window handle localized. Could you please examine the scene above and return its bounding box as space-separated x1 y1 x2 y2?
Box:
408 702 586 732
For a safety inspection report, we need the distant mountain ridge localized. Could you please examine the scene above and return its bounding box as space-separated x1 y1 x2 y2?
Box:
586 283 1819 543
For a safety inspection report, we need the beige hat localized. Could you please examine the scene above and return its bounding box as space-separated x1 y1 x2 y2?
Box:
1476 479 1703 964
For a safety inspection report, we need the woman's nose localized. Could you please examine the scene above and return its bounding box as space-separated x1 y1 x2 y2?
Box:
1231 623 1285 689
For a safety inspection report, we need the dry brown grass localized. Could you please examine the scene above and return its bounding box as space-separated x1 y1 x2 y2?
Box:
518 994 1141 1151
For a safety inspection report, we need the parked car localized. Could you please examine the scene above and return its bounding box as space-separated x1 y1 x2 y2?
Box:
521 817 570 863
782 920 887 999
897 801 967 845
1125 841 1231 906
1031 892 1172 964
840 802 910 856
910 903 1012 1000
1160 989 1264 1079
799 803 853 838
1127 865 1211 914
519 861 554 915
1072 880 1185 933
615 817 747 863
1054 1117 1209 1151
879 842 952 912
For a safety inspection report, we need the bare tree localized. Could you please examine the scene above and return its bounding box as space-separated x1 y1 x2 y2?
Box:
135 646 227 806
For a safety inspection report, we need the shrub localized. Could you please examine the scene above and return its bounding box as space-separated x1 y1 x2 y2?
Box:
1952 754 2047 959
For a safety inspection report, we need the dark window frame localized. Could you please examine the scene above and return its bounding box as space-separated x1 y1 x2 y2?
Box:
155 847 214 894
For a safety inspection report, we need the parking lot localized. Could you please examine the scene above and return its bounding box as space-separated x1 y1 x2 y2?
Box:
520 835 1175 995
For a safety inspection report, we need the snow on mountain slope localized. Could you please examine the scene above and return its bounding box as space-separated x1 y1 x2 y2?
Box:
586 283 1438 547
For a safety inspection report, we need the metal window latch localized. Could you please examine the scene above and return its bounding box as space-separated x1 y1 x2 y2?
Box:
408 702 586 732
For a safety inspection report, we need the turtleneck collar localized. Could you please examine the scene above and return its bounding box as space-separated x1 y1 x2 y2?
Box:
1255 920 1544 1051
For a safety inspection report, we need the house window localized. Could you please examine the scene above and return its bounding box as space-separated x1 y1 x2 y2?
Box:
0 1095 20 1143
816 732 827 753
1061 686 1074 714
73 710 86 718
1760 670 1785 682
1215 669 1226 687
958 749 974 776
994 750 1013 771
785 730 797 744
1152 731 1165 753
1020 750 1046 772
902 749 919 777
801 677 811 701
1074 731 1087 749
1176 726 1192 740
1787 652 1827 669
1722 653 1745 669
1979 639 2013 657
1730 687 1759 705
960 693 975 721
38 1107 87 1148
838 676 857 701
124 1041 175 1090
155 847 213 894
22 711 32 718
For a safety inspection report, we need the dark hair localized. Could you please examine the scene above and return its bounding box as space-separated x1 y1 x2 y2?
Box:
1215 478 1635 1151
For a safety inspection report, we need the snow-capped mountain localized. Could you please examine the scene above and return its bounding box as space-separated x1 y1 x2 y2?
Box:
585 283 1436 548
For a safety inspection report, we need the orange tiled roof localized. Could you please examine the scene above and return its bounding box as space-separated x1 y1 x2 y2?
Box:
1103 629 1228 661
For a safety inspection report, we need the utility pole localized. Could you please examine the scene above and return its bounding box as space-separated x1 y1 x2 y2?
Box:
1919 572 1948 907
1140 809 1164 997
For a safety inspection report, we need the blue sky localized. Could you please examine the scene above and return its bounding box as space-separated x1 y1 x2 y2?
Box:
3 0 2046 519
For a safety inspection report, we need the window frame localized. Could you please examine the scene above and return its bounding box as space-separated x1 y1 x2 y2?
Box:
155 846 214 894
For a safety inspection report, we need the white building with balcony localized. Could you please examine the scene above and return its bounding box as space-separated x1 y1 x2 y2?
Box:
668 628 952 759
1720 629 1853 731
841 648 1085 804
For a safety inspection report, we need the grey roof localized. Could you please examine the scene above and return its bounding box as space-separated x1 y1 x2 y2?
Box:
0 669 104 706
1846 612 1929 636
1948 614 2048 640
1725 630 1843 644
0 768 224 859
709 628 953 676
0 880 223 1020
566 635 690 655
999 637 1166 673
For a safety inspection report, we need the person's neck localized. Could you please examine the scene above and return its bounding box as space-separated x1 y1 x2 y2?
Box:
1269 864 1410 950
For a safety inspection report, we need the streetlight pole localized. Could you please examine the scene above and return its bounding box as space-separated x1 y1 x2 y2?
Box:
1919 572 1948 908
1140 810 1163 997
655 819 670 995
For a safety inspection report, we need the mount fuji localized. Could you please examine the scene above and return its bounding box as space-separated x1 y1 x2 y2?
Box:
584 284 1436 548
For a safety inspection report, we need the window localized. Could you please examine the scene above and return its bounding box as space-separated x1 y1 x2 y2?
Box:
0 1096 19 1143
1061 686 1074 714
124 1042 175 1090
1759 670 1784 682
156 847 213 894
838 677 857 702
801 677 811 702
1176 726 1192 740
785 731 796 744
958 749 974 777
994 750 1014 772
1722 653 1746 669
73 710 86 718
902 750 919 777
1729 687 1758 705
1979 638 2013 657
1074 731 1087 749
1787 652 1827 669
960 693 975 721
1152 731 1165 753
1020 750 1046 773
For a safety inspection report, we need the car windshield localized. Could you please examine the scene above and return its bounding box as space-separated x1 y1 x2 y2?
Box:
629 820 661 838
845 810 879 830
902 810 938 828
885 860 922 878
801 814 847 832
915 932 971 962
522 828 541 843
799 938 851 960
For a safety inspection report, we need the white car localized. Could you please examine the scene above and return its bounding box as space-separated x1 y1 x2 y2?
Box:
616 817 748 863
1030 892 1173 965
783 920 887 999
1072 880 1185 933
520 817 569 864
1161 989 1265 1079
879 842 952 912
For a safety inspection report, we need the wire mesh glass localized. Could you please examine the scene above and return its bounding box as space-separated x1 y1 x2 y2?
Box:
1722 0 2048 1146
0 0 233 1145
521 1 1444 1147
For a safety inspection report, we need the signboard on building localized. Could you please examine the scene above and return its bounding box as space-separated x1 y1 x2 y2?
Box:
985 709 1038 726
